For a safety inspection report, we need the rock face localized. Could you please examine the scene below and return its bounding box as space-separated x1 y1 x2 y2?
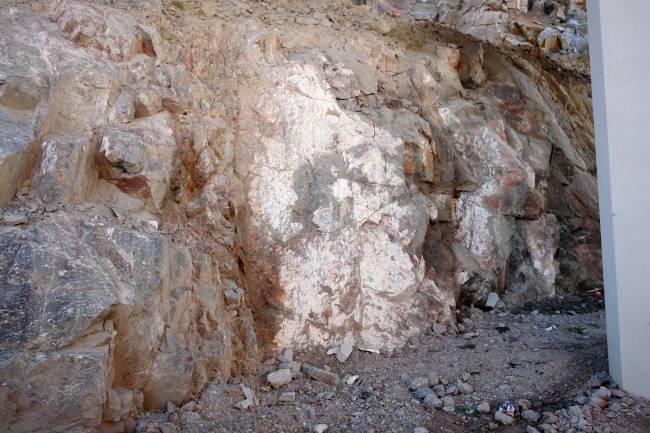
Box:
376 0 590 73
0 0 599 431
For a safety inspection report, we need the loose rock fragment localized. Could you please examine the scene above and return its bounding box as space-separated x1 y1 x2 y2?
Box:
267 369 293 388
304 364 340 385
424 394 444 410
495 411 515 425
442 396 455 412
327 341 353 363
478 402 491 413
522 409 541 422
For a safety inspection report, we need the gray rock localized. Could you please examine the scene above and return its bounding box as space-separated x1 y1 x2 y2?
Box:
495 411 515 425
485 292 499 309
414 386 433 400
414 428 429 433
267 369 293 388
327 341 353 362
277 348 294 363
423 394 444 410
313 424 328 433
457 381 473 394
522 409 541 422
594 386 612 400
478 402 491 413
527 426 541 433
1 211 27 226
442 396 455 412
304 364 340 385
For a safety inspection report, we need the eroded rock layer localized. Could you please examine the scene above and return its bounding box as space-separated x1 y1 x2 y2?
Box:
0 0 598 431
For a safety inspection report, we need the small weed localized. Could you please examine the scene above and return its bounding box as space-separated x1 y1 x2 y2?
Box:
461 343 476 350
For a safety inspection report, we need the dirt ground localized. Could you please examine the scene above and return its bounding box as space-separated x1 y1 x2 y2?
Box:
136 294 650 433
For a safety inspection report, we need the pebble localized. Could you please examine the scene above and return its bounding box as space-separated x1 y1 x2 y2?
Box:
345 375 359 385
518 399 533 411
445 384 458 395
457 381 473 394
327 341 353 362
478 402 491 414
304 364 340 385
527 426 541 433
414 428 428 433
313 424 328 433
277 348 293 363
522 409 541 422
442 396 455 412
485 292 499 309
267 369 292 388
423 394 443 410
594 386 612 400
414 386 433 400
2 211 27 225
495 411 515 425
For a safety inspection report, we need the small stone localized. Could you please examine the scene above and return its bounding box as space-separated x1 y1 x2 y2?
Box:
442 396 455 412
279 391 296 402
518 399 533 411
432 384 445 396
495 411 515 425
445 384 458 395
345 375 359 385
313 424 328 433
588 372 608 388
2 211 27 226
409 377 429 391
166 401 177 413
424 394 443 410
457 381 473 394
414 386 433 400
304 364 340 385
235 385 257 410
522 410 540 422
478 402 491 414
527 426 541 433
594 387 612 400
327 341 353 362
590 395 608 408
267 369 292 388
414 428 429 433
431 323 446 335
485 292 499 309
277 348 294 363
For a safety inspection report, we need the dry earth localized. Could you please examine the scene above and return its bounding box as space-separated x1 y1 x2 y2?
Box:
136 296 650 433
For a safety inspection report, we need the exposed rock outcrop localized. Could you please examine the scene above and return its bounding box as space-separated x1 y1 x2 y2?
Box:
0 0 599 431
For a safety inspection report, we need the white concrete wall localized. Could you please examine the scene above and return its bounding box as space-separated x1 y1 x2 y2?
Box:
588 0 650 398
